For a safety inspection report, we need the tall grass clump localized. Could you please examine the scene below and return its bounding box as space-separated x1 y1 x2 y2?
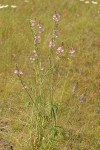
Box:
14 12 67 150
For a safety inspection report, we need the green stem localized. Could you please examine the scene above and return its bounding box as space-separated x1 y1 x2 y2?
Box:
60 60 72 101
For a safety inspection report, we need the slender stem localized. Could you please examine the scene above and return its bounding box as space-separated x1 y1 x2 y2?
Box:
60 61 72 101
16 65 38 110
49 49 54 105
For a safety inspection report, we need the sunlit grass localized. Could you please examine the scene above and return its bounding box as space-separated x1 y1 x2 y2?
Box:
0 0 100 149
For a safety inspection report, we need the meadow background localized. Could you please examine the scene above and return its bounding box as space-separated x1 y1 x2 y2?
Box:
0 0 100 149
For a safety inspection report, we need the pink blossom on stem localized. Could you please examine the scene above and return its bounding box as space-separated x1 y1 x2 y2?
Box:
14 69 23 75
49 40 55 48
56 43 64 54
30 19 36 25
53 28 59 39
38 23 44 33
34 34 40 43
30 19 36 30
53 12 60 22
30 50 38 61
69 48 75 56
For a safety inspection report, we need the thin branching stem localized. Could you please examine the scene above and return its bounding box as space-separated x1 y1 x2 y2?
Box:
16 65 38 110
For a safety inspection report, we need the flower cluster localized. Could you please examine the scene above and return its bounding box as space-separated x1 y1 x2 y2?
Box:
38 22 44 33
34 34 40 44
14 69 23 75
56 43 64 55
53 12 60 22
15 12 66 77
49 40 55 48
30 19 44 33
53 28 59 39
30 50 38 62
30 20 44 45
48 12 64 56
30 19 36 29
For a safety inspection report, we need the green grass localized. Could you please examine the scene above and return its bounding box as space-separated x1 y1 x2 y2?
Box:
0 0 100 150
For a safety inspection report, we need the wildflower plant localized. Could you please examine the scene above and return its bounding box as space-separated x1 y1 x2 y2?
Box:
15 12 66 149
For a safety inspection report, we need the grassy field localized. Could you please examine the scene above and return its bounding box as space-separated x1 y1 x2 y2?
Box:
0 0 100 150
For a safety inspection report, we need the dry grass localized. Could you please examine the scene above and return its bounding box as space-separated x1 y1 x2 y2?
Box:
0 0 100 149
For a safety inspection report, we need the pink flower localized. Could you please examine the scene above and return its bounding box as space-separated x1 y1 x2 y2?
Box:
14 69 23 75
30 19 36 27
53 28 59 39
38 23 44 33
30 50 38 61
69 48 75 56
49 40 55 48
30 19 36 30
56 43 64 54
34 34 40 43
53 12 60 22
